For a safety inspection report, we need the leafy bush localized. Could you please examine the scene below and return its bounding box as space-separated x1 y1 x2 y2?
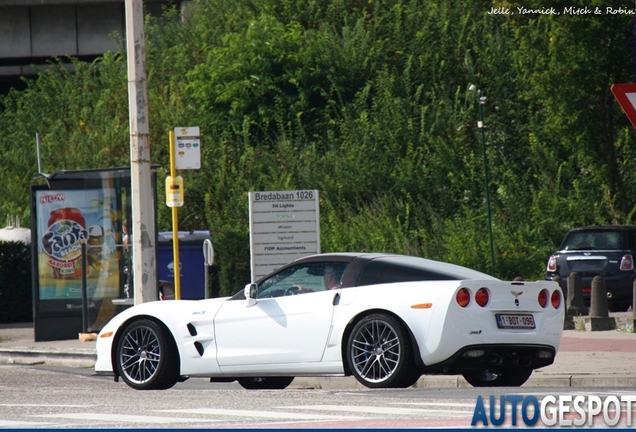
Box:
1 0 635 293
0 242 32 323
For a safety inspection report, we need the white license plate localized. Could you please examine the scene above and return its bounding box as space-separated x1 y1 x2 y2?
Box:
496 314 535 329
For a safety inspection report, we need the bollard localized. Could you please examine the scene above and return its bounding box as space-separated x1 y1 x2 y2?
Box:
584 276 616 331
567 272 588 316
589 276 609 318
627 280 636 332
555 275 574 330
633 280 636 318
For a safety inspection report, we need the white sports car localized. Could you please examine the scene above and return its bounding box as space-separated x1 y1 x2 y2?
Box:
95 253 564 390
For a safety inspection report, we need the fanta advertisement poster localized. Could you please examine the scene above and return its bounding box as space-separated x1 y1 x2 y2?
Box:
35 189 120 301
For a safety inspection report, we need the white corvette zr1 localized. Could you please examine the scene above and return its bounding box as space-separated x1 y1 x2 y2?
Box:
95 253 564 390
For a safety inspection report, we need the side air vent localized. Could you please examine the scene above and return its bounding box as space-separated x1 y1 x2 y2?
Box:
187 323 198 336
194 341 204 356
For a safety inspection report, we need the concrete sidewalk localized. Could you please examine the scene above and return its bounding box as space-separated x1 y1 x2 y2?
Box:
1 319 636 389
0 323 96 368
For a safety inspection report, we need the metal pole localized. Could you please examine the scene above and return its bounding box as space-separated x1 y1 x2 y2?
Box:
169 130 181 300
35 133 42 174
125 0 157 304
81 243 88 333
477 92 496 276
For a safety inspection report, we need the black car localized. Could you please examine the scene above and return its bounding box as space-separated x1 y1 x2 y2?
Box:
545 225 636 312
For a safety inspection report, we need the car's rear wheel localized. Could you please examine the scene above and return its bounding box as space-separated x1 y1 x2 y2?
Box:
237 377 294 390
115 319 180 390
346 313 420 388
462 368 533 387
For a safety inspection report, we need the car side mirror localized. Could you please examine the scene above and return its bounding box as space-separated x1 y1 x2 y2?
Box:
244 283 257 307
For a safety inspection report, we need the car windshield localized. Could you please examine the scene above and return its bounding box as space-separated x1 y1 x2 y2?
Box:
561 230 627 251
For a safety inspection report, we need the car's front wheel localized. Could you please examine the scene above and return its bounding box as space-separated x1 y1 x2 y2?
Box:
462 368 533 387
237 377 294 390
346 313 420 388
115 319 180 390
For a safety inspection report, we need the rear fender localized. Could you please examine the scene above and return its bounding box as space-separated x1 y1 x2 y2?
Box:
340 309 423 375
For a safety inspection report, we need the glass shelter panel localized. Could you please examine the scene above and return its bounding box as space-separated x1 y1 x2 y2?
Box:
30 167 156 341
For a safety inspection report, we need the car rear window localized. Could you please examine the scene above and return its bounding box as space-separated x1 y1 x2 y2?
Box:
561 230 629 251
357 260 456 286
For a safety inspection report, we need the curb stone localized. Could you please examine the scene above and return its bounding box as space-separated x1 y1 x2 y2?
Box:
0 347 96 368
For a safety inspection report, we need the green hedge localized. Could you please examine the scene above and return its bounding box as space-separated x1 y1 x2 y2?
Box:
0 241 32 323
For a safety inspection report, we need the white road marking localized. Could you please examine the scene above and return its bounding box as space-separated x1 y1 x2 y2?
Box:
280 404 473 417
15 402 484 427
32 413 219 424
159 408 364 420
391 402 475 408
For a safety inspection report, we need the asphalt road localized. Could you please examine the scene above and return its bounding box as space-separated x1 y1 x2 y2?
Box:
1 364 635 429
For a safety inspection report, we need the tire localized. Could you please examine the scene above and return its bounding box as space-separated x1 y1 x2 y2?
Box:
115 319 180 390
346 313 420 388
462 368 533 387
237 377 294 390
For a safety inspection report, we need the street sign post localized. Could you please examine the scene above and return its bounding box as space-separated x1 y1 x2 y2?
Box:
611 83 636 130
174 126 201 170
167 126 200 300
248 190 320 282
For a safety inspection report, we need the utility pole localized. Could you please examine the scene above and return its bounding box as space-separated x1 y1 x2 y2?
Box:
125 0 157 304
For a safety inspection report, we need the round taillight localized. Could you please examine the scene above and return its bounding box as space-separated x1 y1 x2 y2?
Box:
538 289 549 308
551 290 561 309
456 288 470 307
475 288 489 307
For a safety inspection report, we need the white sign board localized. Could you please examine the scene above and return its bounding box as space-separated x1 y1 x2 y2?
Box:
174 126 200 170
249 190 320 282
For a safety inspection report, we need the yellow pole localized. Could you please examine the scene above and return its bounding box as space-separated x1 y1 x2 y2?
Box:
169 130 181 300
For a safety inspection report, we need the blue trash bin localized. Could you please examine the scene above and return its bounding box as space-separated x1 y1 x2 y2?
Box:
157 231 210 300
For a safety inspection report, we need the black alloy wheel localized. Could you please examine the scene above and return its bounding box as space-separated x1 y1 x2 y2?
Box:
115 319 180 390
346 313 420 388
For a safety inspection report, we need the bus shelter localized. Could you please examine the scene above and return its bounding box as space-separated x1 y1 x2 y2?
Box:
30 167 158 341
